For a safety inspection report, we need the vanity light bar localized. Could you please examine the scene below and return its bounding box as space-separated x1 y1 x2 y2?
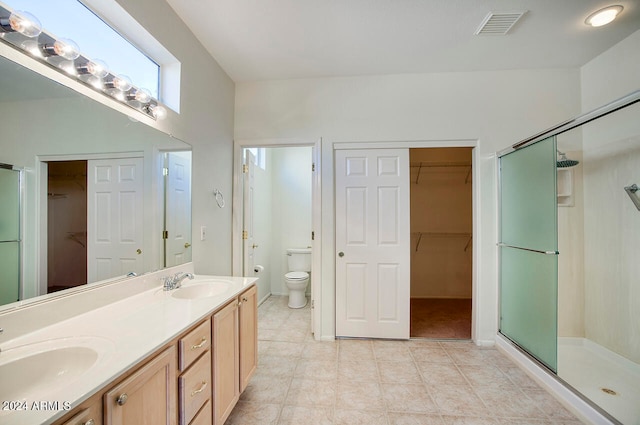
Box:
0 3 167 121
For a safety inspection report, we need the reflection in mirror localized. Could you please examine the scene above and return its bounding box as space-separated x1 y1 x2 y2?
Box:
0 52 192 308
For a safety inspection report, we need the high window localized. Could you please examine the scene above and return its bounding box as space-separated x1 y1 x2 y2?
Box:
8 0 160 98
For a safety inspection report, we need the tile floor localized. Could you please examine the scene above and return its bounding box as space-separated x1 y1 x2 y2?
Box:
225 296 584 425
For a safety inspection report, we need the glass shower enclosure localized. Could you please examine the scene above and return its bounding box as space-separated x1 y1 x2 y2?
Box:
499 136 558 372
498 91 640 425
0 165 21 305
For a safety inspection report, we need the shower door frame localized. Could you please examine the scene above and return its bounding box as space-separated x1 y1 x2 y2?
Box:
495 89 640 425
0 164 23 303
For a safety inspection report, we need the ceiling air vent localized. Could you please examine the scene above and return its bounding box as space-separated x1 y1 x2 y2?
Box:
475 11 527 35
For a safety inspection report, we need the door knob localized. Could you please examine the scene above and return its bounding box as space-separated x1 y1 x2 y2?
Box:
184 242 191 248
136 249 142 255
338 252 344 257
252 243 259 249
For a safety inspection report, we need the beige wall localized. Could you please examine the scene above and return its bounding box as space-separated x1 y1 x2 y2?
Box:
116 0 236 276
236 69 582 341
409 148 472 299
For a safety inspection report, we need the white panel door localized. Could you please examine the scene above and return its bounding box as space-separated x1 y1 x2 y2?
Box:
87 157 144 282
243 150 256 277
335 149 410 339
165 151 192 267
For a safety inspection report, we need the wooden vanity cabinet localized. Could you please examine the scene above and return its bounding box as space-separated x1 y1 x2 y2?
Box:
212 286 258 425
104 346 177 425
239 285 258 392
53 284 258 425
59 394 102 425
212 298 240 425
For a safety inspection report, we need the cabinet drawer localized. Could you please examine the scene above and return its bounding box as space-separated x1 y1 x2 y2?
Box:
179 319 211 371
189 400 212 425
60 403 102 425
179 350 211 425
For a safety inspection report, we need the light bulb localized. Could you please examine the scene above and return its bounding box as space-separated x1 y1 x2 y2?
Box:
113 74 132 91
86 59 109 78
58 60 77 76
6 11 42 37
52 38 80 60
87 75 104 90
134 88 151 103
110 89 126 101
148 104 167 120
20 39 43 57
585 5 623 27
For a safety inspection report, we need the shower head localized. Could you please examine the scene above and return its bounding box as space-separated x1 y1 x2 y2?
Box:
557 151 579 168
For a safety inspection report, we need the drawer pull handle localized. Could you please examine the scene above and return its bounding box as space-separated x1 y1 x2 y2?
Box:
191 337 207 349
84 420 95 425
242 297 248 302
116 393 128 406
191 381 207 397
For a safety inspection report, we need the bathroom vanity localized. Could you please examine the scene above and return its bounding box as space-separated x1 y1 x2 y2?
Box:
0 268 258 425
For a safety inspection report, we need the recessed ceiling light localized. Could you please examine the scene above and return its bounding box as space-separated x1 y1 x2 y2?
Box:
585 5 623 27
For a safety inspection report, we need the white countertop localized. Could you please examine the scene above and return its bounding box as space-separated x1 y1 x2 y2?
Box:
0 274 257 425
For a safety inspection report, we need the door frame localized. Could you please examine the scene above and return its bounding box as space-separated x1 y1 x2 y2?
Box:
232 138 322 338
333 139 478 340
35 151 148 296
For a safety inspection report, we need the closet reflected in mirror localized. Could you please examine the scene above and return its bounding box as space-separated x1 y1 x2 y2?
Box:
0 51 192 308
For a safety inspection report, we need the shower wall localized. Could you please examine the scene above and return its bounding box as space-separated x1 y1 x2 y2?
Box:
556 149 584 338
582 113 640 363
577 28 640 364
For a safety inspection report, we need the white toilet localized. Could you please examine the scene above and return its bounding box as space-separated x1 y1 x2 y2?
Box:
284 248 311 308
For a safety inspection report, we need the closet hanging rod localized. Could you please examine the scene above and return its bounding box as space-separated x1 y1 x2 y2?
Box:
412 232 472 252
409 162 472 168
411 162 472 184
411 232 471 236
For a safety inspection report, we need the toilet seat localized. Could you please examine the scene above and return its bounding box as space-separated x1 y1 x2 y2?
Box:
285 271 308 280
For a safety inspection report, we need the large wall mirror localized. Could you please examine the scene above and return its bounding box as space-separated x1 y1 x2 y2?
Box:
0 51 192 309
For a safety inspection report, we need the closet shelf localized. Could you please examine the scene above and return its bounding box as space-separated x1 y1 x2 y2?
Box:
411 232 472 252
410 162 472 184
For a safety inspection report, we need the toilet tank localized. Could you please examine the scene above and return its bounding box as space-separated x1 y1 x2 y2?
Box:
286 248 312 272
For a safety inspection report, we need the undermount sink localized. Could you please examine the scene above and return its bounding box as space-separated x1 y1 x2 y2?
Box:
0 336 113 402
171 280 231 299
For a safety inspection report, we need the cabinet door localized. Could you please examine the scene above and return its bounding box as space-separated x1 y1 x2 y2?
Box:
212 300 239 425
104 346 177 425
239 286 258 392
59 399 102 425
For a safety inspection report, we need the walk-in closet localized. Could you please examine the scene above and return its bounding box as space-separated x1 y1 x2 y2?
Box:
409 147 473 339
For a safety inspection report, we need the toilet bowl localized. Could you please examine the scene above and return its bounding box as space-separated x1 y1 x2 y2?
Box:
284 271 309 308
285 248 311 309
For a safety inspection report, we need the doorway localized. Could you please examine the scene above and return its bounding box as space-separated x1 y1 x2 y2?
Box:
334 144 474 340
241 146 314 306
47 160 88 293
409 147 473 339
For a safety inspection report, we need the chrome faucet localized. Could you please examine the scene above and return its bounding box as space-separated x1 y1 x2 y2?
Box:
163 272 194 291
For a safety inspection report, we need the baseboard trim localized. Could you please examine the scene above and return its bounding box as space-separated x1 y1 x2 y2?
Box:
258 292 272 307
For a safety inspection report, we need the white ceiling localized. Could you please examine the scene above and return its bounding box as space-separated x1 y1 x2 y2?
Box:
166 0 640 82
